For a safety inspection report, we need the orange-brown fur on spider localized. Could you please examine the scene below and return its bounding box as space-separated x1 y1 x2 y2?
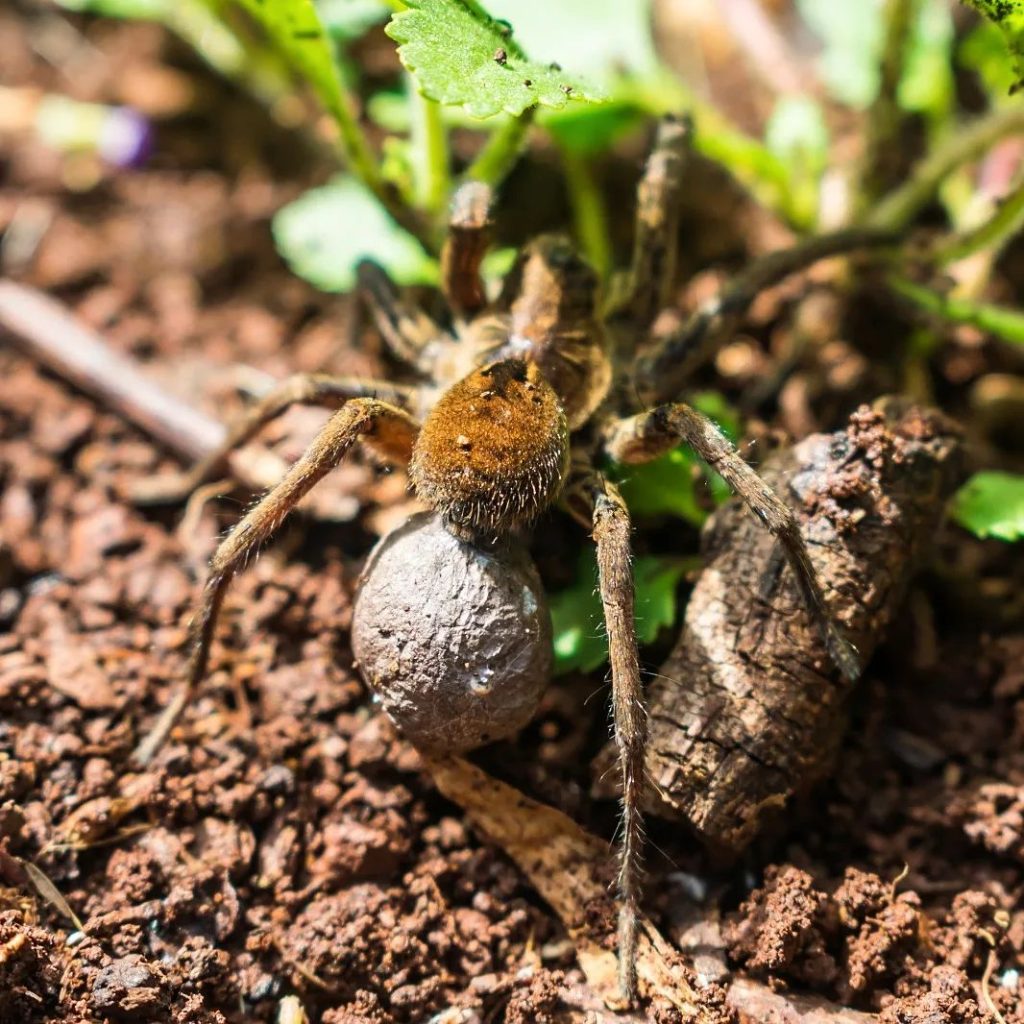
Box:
133 114 868 1004
411 358 570 537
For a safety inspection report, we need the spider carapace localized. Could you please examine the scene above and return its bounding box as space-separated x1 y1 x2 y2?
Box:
133 115 859 1003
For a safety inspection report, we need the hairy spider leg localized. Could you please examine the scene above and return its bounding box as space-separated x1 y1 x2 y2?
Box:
587 476 646 1003
603 402 861 683
605 115 692 338
441 181 493 321
356 260 445 374
132 399 418 765
634 227 898 404
133 374 416 504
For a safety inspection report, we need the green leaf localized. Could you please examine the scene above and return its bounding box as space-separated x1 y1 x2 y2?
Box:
764 95 828 226
57 0 172 14
367 76 651 156
231 0 390 198
960 18 1021 96
549 552 690 675
543 69 688 158
951 471 1024 542
379 135 417 202
765 96 829 169
616 447 711 527
961 0 1024 92
633 558 690 646
385 0 605 119
614 392 741 527
486 0 658 83
543 100 647 156
550 553 605 675
899 0 954 120
470 0 664 152
480 245 517 283
272 176 437 291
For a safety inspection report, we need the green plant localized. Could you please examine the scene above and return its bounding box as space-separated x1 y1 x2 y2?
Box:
951 471 1024 541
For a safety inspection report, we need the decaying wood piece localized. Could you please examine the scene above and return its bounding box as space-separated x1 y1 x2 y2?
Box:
597 399 964 856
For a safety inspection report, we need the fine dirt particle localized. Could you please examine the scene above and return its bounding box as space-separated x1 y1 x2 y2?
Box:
957 783 1024 862
726 865 838 987
878 965 988 1024
504 969 566 1024
727 862 1022 1016
840 896 921 1000
0 911 63 1022
91 954 168 1017
929 890 1012 974
320 990 391 1023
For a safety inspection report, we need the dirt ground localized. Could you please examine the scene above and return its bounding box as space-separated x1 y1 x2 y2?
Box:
1 8 1023 1024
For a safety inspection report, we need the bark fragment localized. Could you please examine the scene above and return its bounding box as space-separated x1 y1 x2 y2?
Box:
596 399 964 856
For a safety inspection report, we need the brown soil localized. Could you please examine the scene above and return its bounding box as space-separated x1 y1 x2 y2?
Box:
1 8 1022 1024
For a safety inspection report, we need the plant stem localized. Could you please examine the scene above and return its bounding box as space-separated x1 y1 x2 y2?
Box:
235 0 434 255
856 0 917 213
326 87 437 253
559 146 612 278
866 104 1024 231
936 172 1024 265
411 88 450 218
887 274 1024 346
465 109 534 187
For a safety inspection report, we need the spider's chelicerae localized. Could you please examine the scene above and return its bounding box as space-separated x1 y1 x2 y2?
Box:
136 116 860 1001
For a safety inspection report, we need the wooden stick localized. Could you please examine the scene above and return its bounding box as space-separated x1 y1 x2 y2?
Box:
0 279 222 461
0 279 290 493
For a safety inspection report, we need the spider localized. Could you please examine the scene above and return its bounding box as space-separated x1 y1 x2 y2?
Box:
133 115 860 1002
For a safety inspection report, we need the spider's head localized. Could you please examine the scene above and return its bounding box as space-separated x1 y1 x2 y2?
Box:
410 357 570 538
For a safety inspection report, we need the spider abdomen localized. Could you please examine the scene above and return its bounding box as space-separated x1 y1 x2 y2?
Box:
351 511 552 751
410 358 569 537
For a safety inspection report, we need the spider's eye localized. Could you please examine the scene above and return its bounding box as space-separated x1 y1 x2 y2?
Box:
410 358 570 537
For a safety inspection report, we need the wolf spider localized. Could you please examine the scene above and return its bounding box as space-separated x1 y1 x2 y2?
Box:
134 116 859 1002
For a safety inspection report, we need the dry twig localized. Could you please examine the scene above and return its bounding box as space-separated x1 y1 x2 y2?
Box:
0 278 358 514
